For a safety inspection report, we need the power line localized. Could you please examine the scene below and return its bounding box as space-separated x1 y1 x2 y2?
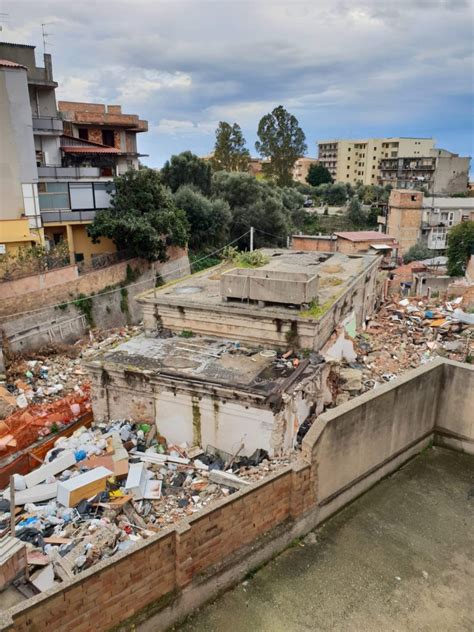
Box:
253 227 288 242
0 231 251 322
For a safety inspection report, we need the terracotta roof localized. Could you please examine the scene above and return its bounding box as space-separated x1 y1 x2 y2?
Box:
0 59 27 70
335 231 397 242
61 146 120 154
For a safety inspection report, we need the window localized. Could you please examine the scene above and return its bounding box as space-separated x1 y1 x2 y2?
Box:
94 183 113 208
38 182 69 211
102 130 115 147
70 183 94 209
78 128 89 141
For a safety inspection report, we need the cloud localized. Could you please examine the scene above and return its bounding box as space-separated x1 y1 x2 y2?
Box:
1 0 472 167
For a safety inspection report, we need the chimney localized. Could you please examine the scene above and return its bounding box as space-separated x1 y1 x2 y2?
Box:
44 53 53 81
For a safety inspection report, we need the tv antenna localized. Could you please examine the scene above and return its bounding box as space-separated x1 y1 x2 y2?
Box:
41 22 53 55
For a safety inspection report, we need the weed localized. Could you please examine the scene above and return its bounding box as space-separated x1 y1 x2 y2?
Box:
120 287 130 321
300 299 333 318
180 329 194 338
73 293 94 328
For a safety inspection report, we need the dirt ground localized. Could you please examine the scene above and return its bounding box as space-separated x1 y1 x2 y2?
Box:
175 448 474 632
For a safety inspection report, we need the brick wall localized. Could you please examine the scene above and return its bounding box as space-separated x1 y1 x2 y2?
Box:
3 466 313 632
292 236 335 252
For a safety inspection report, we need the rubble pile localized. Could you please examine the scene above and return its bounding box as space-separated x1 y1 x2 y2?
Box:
332 295 473 403
0 419 290 594
1 326 142 416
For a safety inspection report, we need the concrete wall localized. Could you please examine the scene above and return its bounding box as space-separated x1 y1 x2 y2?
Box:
0 67 37 222
387 189 423 254
2 359 472 632
433 155 470 195
88 362 333 457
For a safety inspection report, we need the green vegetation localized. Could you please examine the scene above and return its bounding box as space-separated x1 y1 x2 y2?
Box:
211 121 250 172
119 287 130 320
306 163 333 187
255 105 307 186
73 293 94 328
403 242 433 264
300 298 334 318
447 221 474 276
161 150 212 195
88 168 188 262
180 329 194 338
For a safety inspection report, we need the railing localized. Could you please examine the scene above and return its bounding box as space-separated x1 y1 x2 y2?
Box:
38 166 102 179
32 116 63 133
76 249 131 274
41 208 97 223
0 254 71 282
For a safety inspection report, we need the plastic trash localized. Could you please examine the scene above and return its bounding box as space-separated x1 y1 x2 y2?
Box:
74 449 87 462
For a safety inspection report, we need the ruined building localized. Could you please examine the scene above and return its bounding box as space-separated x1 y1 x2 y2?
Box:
87 250 382 456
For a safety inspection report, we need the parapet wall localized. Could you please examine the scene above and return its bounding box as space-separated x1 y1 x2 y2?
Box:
2 359 472 632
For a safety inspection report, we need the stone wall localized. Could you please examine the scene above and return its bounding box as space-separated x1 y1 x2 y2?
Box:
2 359 471 632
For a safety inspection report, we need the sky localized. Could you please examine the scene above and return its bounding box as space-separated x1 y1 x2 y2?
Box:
1 0 473 169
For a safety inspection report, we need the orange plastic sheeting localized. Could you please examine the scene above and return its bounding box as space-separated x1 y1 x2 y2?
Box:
0 385 91 455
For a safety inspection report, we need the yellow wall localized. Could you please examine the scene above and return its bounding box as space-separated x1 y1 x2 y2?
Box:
0 219 40 255
44 222 116 264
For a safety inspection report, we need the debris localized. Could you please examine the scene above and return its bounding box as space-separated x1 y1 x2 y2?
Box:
56 467 112 508
209 470 252 490
30 563 54 592
23 451 76 489
0 536 27 590
124 463 148 500
4 482 58 506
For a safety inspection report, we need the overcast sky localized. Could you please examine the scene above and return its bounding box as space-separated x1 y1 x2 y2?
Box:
2 0 473 169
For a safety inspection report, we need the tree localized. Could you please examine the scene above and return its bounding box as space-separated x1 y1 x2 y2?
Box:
280 186 306 231
306 163 333 187
255 105 307 186
211 122 250 172
403 242 433 264
174 185 231 250
347 196 366 227
446 221 474 276
211 171 291 248
161 151 212 195
315 183 348 206
88 168 188 262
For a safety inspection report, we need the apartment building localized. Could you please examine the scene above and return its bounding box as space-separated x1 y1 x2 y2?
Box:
0 42 148 265
378 148 470 195
292 157 319 183
317 137 435 186
382 189 474 254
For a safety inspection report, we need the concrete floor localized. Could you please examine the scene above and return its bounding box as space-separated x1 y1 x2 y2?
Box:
175 448 474 632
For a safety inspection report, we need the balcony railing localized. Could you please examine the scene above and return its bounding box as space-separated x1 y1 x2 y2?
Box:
32 116 63 133
41 209 97 224
38 166 103 179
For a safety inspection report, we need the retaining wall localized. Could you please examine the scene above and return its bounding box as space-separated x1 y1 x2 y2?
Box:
0 250 190 354
0 266 79 300
1 359 472 632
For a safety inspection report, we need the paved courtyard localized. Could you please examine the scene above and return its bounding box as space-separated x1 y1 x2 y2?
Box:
175 448 474 631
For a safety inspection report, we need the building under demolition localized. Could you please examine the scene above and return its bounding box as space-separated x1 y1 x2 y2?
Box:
87 249 382 455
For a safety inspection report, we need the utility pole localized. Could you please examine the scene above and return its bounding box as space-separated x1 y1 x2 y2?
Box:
250 226 254 252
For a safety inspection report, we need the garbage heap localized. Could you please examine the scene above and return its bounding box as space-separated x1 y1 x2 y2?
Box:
330 295 473 405
0 419 291 595
0 325 142 419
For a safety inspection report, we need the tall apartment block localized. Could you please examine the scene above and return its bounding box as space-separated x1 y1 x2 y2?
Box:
317 137 435 186
0 42 148 264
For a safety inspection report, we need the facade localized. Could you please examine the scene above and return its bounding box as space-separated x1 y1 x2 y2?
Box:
382 189 474 254
378 148 470 195
292 157 319 183
317 137 435 186
0 57 42 254
0 42 148 265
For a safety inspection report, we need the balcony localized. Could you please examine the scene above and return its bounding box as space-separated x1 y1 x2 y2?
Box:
41 209 97 224
32 116 63 135
38 166 106 179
